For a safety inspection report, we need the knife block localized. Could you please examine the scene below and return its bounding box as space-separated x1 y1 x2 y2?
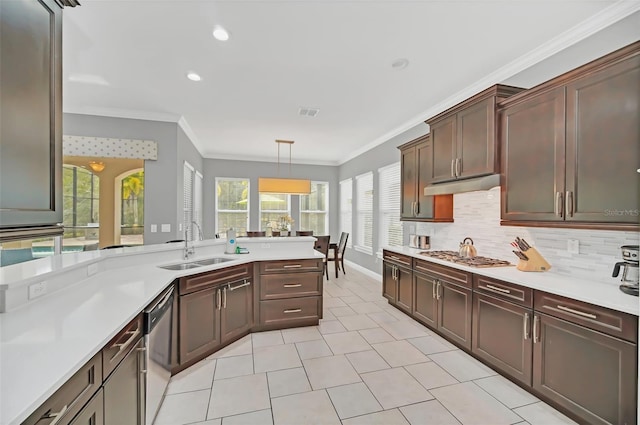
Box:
516 247 551 272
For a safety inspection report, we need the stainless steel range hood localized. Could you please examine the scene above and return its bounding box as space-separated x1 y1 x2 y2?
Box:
424 174 500 196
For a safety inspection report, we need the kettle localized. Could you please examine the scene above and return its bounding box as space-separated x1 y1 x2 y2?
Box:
459 237 477 258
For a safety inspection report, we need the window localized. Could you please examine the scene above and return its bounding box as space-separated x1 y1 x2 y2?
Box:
378 162 402 249
260 193 290 231
62 165 100 250
216 178 249 237
299 181 328 235
184 162 203 241
355 172 373 254
339 179 353 248
120 170 144 245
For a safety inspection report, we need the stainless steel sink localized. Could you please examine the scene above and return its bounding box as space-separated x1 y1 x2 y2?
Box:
158 257 233 270
158 262 203 271
190 257 233 266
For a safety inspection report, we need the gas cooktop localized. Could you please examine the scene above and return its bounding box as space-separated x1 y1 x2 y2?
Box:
418 250 512 268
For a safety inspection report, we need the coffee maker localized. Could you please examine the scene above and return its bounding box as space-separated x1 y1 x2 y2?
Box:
612 245 639 296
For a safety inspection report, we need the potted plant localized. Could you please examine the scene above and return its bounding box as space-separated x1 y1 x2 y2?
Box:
269 215 294 236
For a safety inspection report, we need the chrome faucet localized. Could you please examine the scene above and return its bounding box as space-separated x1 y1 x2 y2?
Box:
192 221 204 241
184 230 195 260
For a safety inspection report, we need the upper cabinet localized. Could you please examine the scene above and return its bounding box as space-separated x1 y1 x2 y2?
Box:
398 135 453 222
500 41 640 230
0 0 64 238
426 85 524 183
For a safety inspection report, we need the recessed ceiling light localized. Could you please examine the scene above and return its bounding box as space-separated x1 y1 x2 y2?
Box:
187 72 202 82
391 58 409 70
212 25 230 41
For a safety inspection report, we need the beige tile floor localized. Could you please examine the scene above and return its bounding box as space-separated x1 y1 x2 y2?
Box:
155 267 578 425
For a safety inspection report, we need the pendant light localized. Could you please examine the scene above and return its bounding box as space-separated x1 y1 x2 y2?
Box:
258 140 311 195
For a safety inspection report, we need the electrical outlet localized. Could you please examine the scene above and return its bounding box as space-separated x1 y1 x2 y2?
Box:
567 239 580 254
87 263 98 276
150 224 157 233
29 281 48 300
178 223 183 232
161 224 171 233
261 243 271 249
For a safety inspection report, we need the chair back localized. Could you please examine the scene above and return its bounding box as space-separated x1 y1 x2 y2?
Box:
296 230 314 236
246 231 266 237
314 235 330 259
337 232 349 255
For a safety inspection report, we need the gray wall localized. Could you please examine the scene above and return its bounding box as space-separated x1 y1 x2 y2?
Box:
338 122 429 274
63 113 204 244
202 159 339 240
177 125 205 238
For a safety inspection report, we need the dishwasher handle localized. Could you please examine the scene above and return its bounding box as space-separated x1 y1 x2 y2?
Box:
146 286 175 334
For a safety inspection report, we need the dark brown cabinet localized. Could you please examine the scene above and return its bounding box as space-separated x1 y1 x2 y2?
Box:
472 275 534 387
178 265 253 368
500 41 640 230
69 389 104 425
412 270 437 328
426 85 523 184
0 0 63 234
398 135 453 222
437 279 472 350
382 251 413 313
104 338 145 425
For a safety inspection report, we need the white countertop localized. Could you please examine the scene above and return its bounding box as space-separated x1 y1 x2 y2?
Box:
383 246 640 316
0 238 323 425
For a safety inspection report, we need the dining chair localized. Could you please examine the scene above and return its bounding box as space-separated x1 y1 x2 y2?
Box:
313 235 330 280
328 232 349 278
246 231 266 237
296 230 314 236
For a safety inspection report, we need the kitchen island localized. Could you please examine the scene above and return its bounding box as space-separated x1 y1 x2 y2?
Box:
0 237 324 425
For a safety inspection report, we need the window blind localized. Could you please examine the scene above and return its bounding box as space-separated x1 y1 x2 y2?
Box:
300 181 329 235
183 162 194 241
215 177 250 236
378 162 402 248
355 172 373 254
339 179 353 247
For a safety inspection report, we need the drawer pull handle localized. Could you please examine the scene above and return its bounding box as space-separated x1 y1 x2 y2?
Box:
216 289 221 310
387 255 400 261
485 284 511 294
111 329 141 359
523 313 530 340
42 404 68 425
556 305 596 319
283 264 302 269
283 283 302 288
229 279 251 291
283 308 302 314
432 281 436 299
223 287 227 308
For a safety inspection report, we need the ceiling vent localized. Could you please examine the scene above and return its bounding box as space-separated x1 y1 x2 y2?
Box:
298 107 320 118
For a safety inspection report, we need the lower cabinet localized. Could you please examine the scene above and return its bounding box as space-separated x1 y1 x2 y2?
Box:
437 279 472 350
382 251 413 314
69 389 104 425
382 261 397 303
103 338 145 425
220 278 253 342
472 292 533 386
412 271 437 328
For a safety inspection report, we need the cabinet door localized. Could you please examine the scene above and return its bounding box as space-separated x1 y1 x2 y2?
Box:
221 280 253 343
400 145 417 219
472 293 532 386
438 281 472 350
179 287 221 364
415 139 435 219
430 116 457 183
382 262 397 303
0 0 63 228
69 389 104 425
104 338 144 425
565 54 640 224
395 266 412 314
501 87 566 222
533 313 637 425
413 272 437 329
457 98 495 179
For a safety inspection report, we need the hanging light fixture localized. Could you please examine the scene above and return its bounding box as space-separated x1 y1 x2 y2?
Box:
88 161 106 172
258 140 311 195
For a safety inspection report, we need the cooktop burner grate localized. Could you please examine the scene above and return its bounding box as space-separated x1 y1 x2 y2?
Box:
418 250 512 268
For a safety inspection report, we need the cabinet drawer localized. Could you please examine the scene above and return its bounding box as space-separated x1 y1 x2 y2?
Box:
260 272 322 300
259 259 322 274
180 264 252 295
382 250 413 268
473 275 532 307
69 388 104 425
260 297 321 326
414 259 472 288
535 291 638 343
102 313 144 379
23 352 103 425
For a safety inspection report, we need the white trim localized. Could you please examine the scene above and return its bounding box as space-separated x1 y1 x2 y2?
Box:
200 151 340 166
343 259 381 281
63 106 181 123
354 245 373 256
338 1 640 166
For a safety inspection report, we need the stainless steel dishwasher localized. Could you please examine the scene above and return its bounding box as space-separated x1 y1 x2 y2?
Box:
145 285 175 425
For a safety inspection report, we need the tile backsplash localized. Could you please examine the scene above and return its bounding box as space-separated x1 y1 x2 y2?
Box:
408 187 639 286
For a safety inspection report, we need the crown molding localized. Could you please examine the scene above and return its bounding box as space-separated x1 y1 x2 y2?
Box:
63 106 181 123
201 151 340 167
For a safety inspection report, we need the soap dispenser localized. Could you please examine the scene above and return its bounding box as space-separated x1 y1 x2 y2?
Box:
225 228 237 254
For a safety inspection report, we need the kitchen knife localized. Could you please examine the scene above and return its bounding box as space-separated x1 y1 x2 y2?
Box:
513 250 529 260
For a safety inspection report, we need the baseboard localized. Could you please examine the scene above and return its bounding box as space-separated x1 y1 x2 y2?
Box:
343 259 382 281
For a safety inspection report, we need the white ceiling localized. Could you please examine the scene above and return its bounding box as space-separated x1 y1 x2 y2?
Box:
62 0 639 165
